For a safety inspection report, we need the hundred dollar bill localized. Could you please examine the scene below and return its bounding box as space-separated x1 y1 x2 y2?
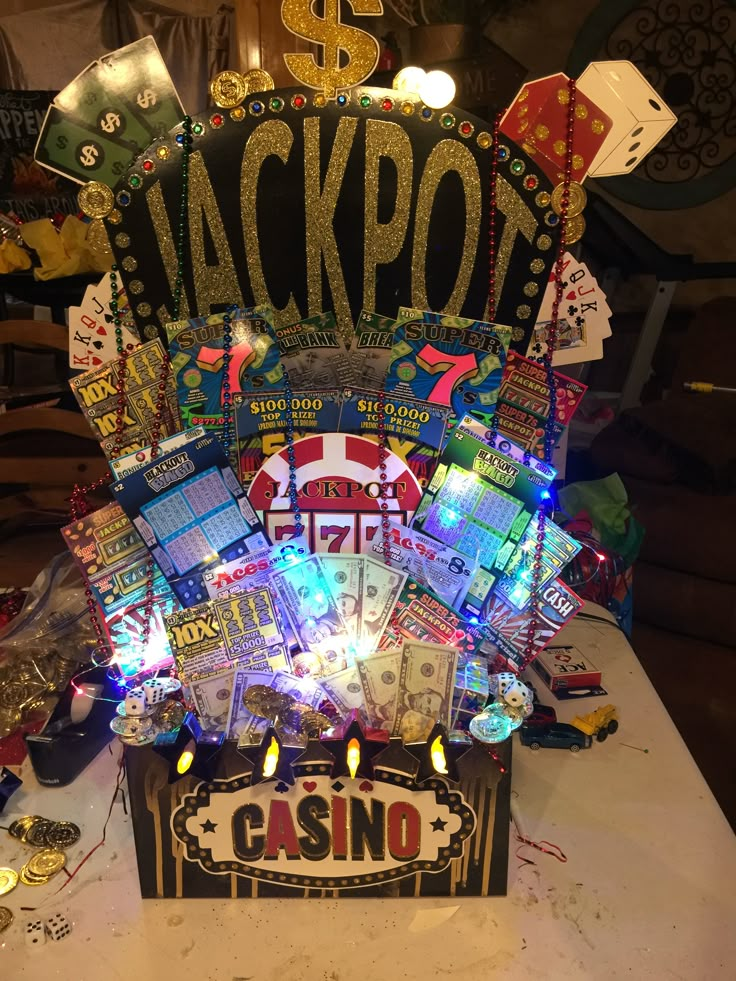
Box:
320 554 364 645
362 558 407 650
357 649 402 731
392 641 459 742
189 668 235 733
320 666 365 717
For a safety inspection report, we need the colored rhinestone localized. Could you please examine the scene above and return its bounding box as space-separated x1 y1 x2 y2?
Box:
545 211 560 226
313 93 327 108
440 112 455 128
420 106 433 121
359 94 372 108
128 174 141 189
497 145 509 160
523 174 539 190
535 191 551 208
230 106 245 121
459 121 474 137
142 159 154 173
156 145 170 160
176 133 185 145
510 159 525 175
400 101 414 116
249 100 264 115
269 97 284 112
108 209 122 224
192 122 205 136
476 131 492 148
210 113 224 127
292 94 306 109
381 97 394 111
336 93 349 107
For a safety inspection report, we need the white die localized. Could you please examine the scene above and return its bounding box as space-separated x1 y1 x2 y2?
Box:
124 687 148 717
25 919 45 947
496 673 517 696
501 679 532 708
45 913 72 941
142 678 167 707
577 61 676 177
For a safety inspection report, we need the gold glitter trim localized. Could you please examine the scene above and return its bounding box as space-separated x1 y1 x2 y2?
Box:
242 120 300 325
530 258 545 274
413 139 481 314
146 181 190 320
575 104 589 119
107 209 122 224
519 88 529 102
187 152 243 314
129 280 144 295
516 304 531 319
304 116 357 333
512 325 524 341
523 282 539 297
122 256 137 272
557 88 570 105
518 105 528 117
553 139 566 157
572 153 584 171
114 232 130 248
495 174 538 297
534 124 549 141
591 119 605 135
137 302 152 317
364 120 412 312
536 234 552 250
313 93 327 108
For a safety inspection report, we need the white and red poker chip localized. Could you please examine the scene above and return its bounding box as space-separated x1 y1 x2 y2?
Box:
248 433 422 518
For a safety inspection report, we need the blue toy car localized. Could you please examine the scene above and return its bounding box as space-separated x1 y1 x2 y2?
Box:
518 721 592 752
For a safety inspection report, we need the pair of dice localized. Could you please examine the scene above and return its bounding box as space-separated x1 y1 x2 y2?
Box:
26 913 71 945
124 677 168 718
496 672 532 708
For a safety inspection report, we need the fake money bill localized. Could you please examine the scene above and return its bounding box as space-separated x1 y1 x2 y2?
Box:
269 556 350 657
227 669 276 740
320 554 364 644
362 558 407 650
357 649 402 731
392 641 459 742
320 666 365 717
189 668 235 733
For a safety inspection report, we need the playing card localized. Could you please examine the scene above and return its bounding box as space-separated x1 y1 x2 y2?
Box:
68 274 138 371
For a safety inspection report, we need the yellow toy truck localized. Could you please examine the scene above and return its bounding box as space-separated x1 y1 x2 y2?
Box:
570 704 619 743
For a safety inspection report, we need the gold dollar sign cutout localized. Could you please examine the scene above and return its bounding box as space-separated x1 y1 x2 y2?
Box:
281 0 384 99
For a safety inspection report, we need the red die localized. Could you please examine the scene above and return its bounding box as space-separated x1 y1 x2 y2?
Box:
500 73 612 184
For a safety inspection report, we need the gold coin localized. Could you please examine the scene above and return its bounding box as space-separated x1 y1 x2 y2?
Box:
86 218 112 255
44 821 81 849
25 819 54 847
8 815 39 839
550 181 587 218
28 849 66 877
563 213 586 244
78 181 115 219
19 866 49 886
299 711 333 736
0 907 13 934
243 685 292 719
243 68 275 95
210 70 247 109
0 868 18 896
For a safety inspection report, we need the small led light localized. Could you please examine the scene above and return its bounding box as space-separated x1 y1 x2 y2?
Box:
392 66 426 94
419 70 456 110
262 736 280 778
541 490 552 500
347 737 361 779
430 735 448 775
176 745 195 775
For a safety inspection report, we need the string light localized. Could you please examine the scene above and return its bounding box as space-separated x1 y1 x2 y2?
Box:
430 735 448 775
418 70 456 109
262 736 280 778
346 737 361 779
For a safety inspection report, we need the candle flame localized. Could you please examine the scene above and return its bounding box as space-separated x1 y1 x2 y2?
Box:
431 735 448 774
263 736 280 778
347 737 361 779
176 749 194 775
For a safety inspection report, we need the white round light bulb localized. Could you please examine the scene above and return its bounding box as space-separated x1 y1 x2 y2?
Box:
392 66 427 95
419 70 456 110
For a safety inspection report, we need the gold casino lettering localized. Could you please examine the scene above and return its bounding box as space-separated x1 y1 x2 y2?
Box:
146 118 538 331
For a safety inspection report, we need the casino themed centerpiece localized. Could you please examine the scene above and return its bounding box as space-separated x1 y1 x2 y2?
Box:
24 3 675 898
